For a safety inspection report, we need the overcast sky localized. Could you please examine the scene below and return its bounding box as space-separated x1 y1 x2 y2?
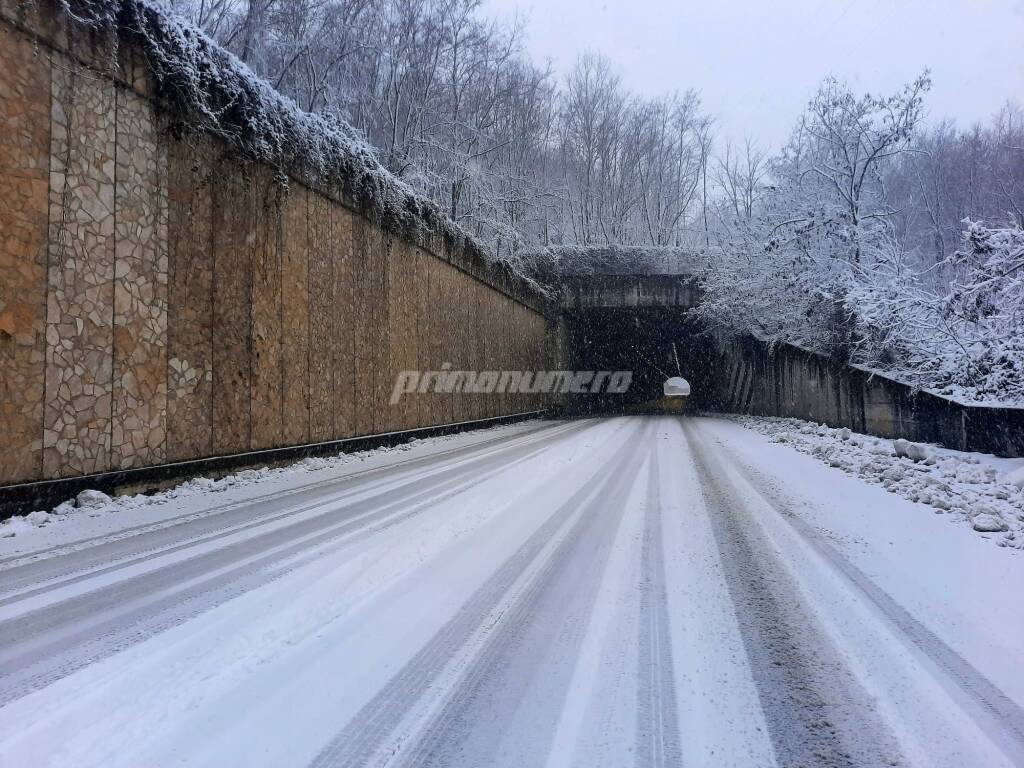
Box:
486 0 1024 152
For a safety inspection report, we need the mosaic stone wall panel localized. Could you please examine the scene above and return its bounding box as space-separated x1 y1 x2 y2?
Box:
350 215 374 437
486 293 503 418
211 163 253 455
447 263 462 422
468 277 481 420
387 240 415 431
418 252 439 427
532 311 549 411
509 302 522 413
420 257 440 427
439 263 457 425
404 243 424 429
166 137 214 461
332 206 355 439
354 224 374 434
43 61 117 478
486 292 498 418
281 185 310 446
458 277 474 422
0 29 49 484
372 233 392 433
384 241 403 431
453 272 471 423
516 303 531 412
307 192 334 442
472 280 488 420
411 246 431 428
111 87 168 470
480 285 495 419
250 170 284 450
439 260 457 425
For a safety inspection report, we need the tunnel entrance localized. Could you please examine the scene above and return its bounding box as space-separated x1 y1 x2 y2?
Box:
560 307 720 415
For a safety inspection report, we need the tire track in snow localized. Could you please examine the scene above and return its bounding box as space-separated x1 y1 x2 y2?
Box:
635 437 683 768
0 420 574 580
708 434 1024 764
309 418 650 768
0 450 538 705
400 424 650 768
0 421 592 607
681 421 904 768
0 422 597 705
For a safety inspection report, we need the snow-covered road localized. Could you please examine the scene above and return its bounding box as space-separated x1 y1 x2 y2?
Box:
1 416 1022 767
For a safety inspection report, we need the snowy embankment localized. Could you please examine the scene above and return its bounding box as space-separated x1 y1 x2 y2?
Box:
0 421 548 558
723 414 1024 548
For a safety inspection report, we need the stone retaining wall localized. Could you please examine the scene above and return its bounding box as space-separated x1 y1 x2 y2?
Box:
0 4 553 488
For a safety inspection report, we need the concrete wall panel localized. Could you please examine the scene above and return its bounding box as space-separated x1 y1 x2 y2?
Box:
714 336 1024 457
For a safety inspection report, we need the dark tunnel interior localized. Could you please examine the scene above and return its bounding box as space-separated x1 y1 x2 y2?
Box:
560 308 722 415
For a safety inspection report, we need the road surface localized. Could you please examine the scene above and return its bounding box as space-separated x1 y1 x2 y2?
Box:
1 416 1022 767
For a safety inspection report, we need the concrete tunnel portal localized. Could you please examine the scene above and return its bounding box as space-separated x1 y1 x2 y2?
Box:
557 274 720 415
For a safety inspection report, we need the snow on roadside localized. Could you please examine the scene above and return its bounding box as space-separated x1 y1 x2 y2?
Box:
0 421 548 559
724 415 1024 549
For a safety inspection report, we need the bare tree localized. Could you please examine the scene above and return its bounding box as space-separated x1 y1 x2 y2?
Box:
714 136 767 220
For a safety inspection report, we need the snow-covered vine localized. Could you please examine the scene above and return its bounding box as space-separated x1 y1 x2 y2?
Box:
49 0 520 278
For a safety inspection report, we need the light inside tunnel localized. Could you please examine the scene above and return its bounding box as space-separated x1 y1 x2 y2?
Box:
560 307 719 415
663 377 691 397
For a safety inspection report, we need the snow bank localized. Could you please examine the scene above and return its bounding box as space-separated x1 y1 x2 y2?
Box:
724 415 1024 548
893 438 930 462
0 450 387 543
75 489 112 509
0 422 543 554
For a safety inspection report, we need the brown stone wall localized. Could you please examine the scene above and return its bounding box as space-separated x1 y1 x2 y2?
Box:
210 162 254 456
332 206 355 440
44 58 117 478
411 246 431 428
0 12 552 488
250 169 284 450
388 239 417 432
281 185 310 446
307 192 334 443
166 136 214 461
112 87 168 470
0 34 49 483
